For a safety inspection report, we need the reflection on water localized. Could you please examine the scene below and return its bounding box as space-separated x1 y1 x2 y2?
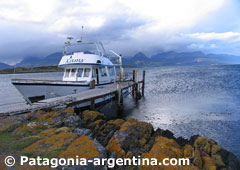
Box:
0 65 240 158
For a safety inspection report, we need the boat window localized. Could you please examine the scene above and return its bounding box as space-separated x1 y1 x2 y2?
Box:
70 68 76 77
108 67 115 76
84 68 91 77
100 67 107 77
92 68 97 78
65 69 71 77
77 68 83 77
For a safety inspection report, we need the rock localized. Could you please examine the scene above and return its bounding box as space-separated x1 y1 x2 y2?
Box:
13 122 48 136
106 131 127 158
176 136 189 147
73 128 92 137
193 148 203 168
26 112 38 121
81 110 105 122
64 116 81 127
191 136 240 170
93 119 125 146
140 136 186 170
36 111 54 120
218 148 240 170
146 128 177 152
86 119 105 130
55 127 73 133
0 115 27 132
59 136 106 170
189 135 199 145
24 131 77 156
202 156 216 170
106 118 153 157
211 154 225 167
211 144 222 155
63 107 75 114
194 136 215 155
39 128 57 137
183 144 193 158
51 115 65 127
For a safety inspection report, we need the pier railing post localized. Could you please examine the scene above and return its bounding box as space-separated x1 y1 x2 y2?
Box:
90 79 95 89
90 80 95 110
142 70 145 97
132 70 135 96
116 82 123 114
135 70 139 100
117 82 122 106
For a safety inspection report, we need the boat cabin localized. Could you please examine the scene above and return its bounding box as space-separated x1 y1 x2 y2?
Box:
62 66 116 84
59 41 117 85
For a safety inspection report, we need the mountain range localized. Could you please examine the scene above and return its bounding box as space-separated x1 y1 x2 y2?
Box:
0 51 240 70
126 51 240 66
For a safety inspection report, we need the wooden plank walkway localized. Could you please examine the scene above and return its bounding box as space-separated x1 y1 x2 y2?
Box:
0 81 135 117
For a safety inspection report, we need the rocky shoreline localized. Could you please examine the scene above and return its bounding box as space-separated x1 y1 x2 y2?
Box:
0 107 239 170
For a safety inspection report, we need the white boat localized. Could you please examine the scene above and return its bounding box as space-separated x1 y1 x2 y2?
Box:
12 38 127 106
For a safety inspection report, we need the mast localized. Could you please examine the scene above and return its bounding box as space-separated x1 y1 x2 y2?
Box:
109 50 123 81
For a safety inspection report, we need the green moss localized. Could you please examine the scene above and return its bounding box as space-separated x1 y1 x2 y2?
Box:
12 136 42 151
0 131 22 150
0 131 42 152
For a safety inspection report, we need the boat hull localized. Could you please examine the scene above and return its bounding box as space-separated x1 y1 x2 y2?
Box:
12 79 114 105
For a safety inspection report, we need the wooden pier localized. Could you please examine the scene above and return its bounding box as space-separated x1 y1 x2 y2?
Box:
0 70 145 117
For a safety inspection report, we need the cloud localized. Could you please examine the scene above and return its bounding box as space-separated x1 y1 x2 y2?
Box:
120 0 226 32
1 0 240 64
183 32 240 42
187 43 217 50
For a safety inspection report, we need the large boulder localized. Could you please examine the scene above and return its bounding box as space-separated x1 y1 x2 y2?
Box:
193 136 240 170
64 115 81 127
73 128 92 137
93 119 125 146
81 110 105 123
13 122 48 136
0 115 27 132
24 131 77 157
140 136 199 170
106 118 153 157
59 136 106 170
192 136 240 170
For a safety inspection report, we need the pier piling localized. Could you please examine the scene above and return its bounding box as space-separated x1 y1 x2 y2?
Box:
90 80 95 110
135 70 139 101
142 70 145 97
132 70 135 97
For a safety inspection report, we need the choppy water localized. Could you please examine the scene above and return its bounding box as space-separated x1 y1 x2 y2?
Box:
0 65 240 158
122 65 240 159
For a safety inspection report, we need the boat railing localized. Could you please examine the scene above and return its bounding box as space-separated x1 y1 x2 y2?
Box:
11 78 88 84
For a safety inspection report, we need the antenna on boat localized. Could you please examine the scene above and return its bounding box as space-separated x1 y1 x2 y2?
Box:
80 26 84 42
76 26 84 43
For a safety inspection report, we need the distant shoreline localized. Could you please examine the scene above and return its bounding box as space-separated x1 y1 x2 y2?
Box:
0 66 63 74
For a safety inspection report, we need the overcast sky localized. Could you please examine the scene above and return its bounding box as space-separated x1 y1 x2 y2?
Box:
0 0 240 65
